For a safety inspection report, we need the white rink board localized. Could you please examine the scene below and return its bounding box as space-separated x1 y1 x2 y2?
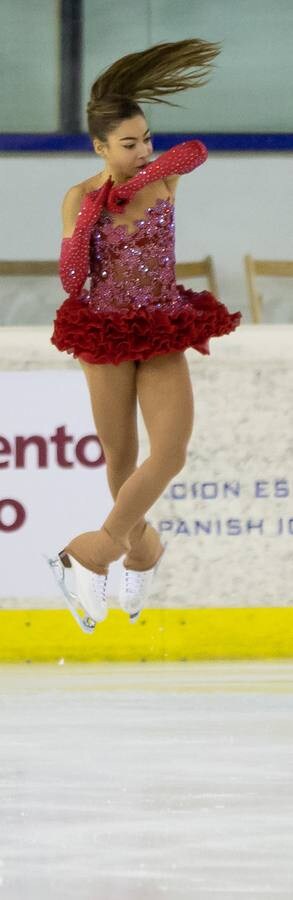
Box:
0 324 292 607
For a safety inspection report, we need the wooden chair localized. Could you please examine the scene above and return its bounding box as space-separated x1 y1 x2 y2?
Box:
0 257 219 292
244 255 293 323
175 255 219 296
0 261 58 276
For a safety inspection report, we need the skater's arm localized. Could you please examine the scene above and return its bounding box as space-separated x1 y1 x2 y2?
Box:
59 185 90 292
61 185 85 238
58 178 112 294
107 140 208 213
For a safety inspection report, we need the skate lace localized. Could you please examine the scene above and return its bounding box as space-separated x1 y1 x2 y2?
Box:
125 570 148 595
91 571 108 601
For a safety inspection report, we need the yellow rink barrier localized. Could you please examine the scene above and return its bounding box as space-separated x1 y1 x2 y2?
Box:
0 608 293 661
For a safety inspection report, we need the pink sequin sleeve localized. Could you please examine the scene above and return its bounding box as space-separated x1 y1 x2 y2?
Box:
107 139 208 213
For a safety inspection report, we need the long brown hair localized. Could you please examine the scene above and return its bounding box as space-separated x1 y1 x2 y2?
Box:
87 38 222 143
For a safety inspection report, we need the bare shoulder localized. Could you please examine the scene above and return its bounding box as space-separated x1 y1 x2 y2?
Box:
61 174 104 238
61 182 87 238
82 172 104 194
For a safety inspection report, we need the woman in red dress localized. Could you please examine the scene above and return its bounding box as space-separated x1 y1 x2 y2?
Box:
48 38 242 632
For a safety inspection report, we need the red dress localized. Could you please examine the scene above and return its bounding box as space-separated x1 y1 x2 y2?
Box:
50 140 242 365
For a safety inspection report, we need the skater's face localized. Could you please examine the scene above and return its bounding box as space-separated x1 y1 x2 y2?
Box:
93 115 153 182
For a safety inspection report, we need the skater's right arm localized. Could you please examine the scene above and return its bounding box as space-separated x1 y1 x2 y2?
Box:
58 185 89 293
58 179 112 294
59 184 94 293
61 185 86 238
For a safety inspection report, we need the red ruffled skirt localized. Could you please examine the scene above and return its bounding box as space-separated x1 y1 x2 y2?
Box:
50 285 242 366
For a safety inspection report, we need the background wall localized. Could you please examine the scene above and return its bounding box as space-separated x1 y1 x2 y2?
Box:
1 0 292 327
0 153 293 325
1 0 292 133
0 2 292 660
1 323 293 611
0 150 292 326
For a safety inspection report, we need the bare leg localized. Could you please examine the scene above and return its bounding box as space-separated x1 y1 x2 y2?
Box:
63 358 160 573
80 358 148 540
63 352 194 573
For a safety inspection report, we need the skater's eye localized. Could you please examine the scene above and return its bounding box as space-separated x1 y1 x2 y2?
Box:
123 136 152 149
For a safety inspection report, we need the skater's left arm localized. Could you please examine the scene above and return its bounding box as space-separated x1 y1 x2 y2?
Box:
107 140 208 213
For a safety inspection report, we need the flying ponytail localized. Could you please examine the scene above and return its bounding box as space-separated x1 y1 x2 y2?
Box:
87 37 222 142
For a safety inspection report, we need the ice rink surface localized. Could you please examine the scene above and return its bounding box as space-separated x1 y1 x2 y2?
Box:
0 660 293 899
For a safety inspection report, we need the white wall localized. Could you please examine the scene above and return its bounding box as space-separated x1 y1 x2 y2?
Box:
1 151 292 324
1 324 292 607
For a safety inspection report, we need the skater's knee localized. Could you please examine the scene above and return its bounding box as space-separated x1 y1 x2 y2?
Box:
152 443 188 476
104 442 139 472
170 447 188 474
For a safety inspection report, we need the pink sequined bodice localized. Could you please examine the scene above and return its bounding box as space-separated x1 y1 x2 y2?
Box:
87 197 179 312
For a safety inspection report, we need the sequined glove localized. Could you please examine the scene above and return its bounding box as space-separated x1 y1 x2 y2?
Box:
106 140 208 214
58 176 113 294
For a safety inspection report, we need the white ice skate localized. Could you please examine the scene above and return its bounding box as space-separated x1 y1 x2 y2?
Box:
44 550 108 634
119 544 166 623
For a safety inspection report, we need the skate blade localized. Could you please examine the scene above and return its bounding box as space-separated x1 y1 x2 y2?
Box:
129 610 141 623
43 553 96 635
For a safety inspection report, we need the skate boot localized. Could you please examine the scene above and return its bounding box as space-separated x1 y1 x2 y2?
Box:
44 526 131 634
44 551 109 634
119 524 167 622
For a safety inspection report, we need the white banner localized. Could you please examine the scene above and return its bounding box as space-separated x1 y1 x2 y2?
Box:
0 372 122 602
1 325 293 607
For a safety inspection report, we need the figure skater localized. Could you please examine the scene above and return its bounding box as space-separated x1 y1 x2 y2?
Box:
47 38 242 632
